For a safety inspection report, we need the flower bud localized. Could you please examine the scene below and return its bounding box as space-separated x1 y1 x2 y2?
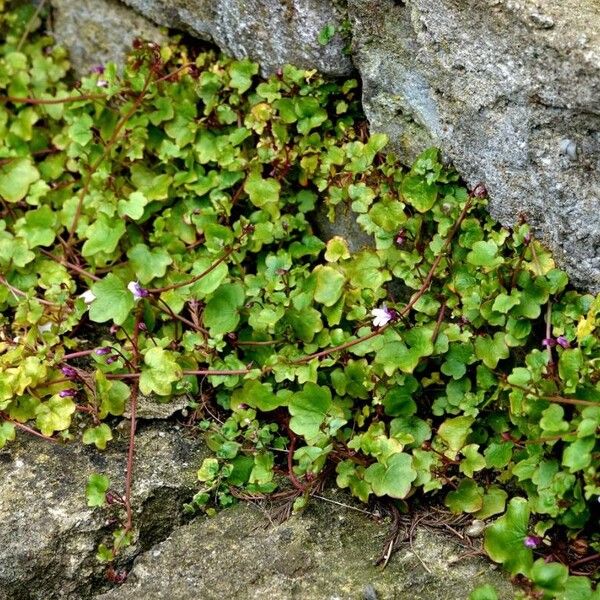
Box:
523 535 542 549
61 365 78 379
471 183 487 198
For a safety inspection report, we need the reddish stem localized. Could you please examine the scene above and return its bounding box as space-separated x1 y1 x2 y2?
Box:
0 414 59 443
123 310 142 532
62 349 96 360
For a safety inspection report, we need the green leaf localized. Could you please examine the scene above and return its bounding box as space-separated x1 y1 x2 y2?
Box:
0 158 40 202
492 291 521 314
0 422 16 449
86 474 110 507
364 452 417 499
562 436 594 472
441 342 474 380
285 307 323 343
460 444 486 478
344 251 388 290
467 240 502 268
317 23 336 46
89 274 136 325
97 375 130 419
244 171 280 207
0 236 35 267
382 379 418 417
229 60 258 93
189 258 228 296
445 478 483 513
324 236 350 262
558 348 583 392
289 383 331 442
96 544 115 563
118 191 148 220
204 283 245 335
249 451 274 485
82 423 113 450
68 113 94 145
401 174 437 212
437 415 474 458
475 333 509 369
484 441 514 469
82 214 126 257
197 457 220 482
469 584 498 600
139 347 183 396
530 559 569 596
16 205 57 248
127 243 173 284
231 380 280 412
475 486 508 520
484 497 533 575
313 265 345 307
35 396 76 436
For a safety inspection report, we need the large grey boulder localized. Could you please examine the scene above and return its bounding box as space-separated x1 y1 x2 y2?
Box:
50 0 167 75
119 0 354 76
350 0 600 292
98 490 514 600
0 422 208 600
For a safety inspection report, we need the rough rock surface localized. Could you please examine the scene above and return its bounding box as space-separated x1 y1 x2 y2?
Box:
98 491 513 600
119 0 354 77
350 0 600 292
0 422 207 600
50 0 166 75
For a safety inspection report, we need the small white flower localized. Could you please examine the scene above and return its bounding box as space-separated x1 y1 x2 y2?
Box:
79 290 96 304
37 322 53 334
127 281 148 300
371 305 394 328
13 336 21 344
97 79 109 88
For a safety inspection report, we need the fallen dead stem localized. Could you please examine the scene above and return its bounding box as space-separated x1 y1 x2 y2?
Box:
375 501 483 569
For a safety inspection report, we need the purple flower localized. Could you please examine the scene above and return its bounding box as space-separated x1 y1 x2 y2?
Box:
61 365 78 379
90 64 105 74
556 336 570 349
471 183 487 198
59 388 77 398
395 229 406 247
371 305 398 328
127 281 149 300
95 347 112 356
542 338 556 348
523 535 542 549
106 355 119 365
137 322 147 331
